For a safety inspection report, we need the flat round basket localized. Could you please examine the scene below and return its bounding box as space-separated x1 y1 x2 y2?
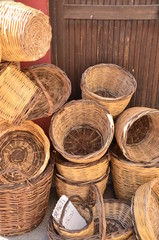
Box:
49 100 114 163
81 64 137 118
115 107 159 163
24 64 71 120
131 178 159 240
0 2 52 61
0 120 50 184
110 144 159 200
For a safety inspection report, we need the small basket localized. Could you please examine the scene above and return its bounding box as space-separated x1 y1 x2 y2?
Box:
0 120 50 184
49 100 114 163
24 64 71 120
81 64 137 118
131 178 159 240
55 151 110 182
0 159 54 236
115 107 159 163
54 168 110 201
0 1 52 61
110 144 159 200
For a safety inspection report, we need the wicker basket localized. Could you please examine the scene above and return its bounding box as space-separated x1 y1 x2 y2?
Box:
81 64 137 118
0 159 54 236
24 64 71 120
49 100 114 163
110 143 159 200
0 63 39 124
131 178 159 240
0 120 50 184
54 168 110 201
0 1 52 61
115 107 159 163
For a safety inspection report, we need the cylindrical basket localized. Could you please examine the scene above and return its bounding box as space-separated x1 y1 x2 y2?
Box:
115 107 159 163
81 64 137 118
49 100 114 163
110 144 159 200
131 178 159 240
0 1 52 61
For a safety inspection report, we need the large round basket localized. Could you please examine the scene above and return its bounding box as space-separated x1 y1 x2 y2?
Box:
131 178 159 240
0 1 52 61
115 107 159 163
110 144 159 200
49 100 114 163
24 64 71 120
81 64 137 118
55 152 110 182
0 159 54 236
0 120 50 184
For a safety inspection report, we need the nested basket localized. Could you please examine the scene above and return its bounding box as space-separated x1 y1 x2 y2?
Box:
49 100 114 163
55 151 110 182
115 107 159 163
24 64 71 120
0 120 50 184
110 144 159 200
81 64 137 118
0 158 54 236
131 178 159 240
0 1 52 61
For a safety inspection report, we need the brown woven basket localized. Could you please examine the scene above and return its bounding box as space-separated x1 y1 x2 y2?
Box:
54 168 110 201
110 143 159 200
24 64 71 120
49 100 114 164
0 2 52 62
0 120 50 184
115 107 159 163
0 63 39 124
0 158 54 236
81 64 137 118
131 178 159 240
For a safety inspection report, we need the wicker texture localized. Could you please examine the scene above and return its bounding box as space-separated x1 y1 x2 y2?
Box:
0 159 54 236
50 100 114 163
115 107 159 163
0 120 50 184
132 178 159 240
0 1 52 61
81 64 137 117
110 144 159 200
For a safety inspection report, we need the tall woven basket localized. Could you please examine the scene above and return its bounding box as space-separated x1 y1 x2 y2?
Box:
81 64 137 118
0 1 52 61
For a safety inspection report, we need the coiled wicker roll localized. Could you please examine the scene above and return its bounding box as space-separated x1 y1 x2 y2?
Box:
50 100 114 163
0 120 50 184
0 2 52 61
131 178 159 240
0 159 54 236
115 107 159 163
81 64 137 118
110 144 159 200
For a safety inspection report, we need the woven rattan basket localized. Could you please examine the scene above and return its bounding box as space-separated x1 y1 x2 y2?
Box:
0 1 52 61
24 64 71 120
115 107 159 163
110 143 159 200
131 178 159 240
0 120 50 184
50 100 114 163
0 159 54 236
81 64 137 118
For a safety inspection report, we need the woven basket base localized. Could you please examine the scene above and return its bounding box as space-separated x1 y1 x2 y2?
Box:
94 89 116 98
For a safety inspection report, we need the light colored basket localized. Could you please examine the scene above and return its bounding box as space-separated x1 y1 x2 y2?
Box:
110 144 159 200
115 107 159 163
49 100 114 163
81 64 137 118
131 178 159 240
0 1 52 61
